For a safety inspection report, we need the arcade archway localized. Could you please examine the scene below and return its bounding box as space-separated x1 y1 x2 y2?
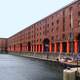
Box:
43 38 50 52
20 43 22 52
28 42 31 51
62 42 67 52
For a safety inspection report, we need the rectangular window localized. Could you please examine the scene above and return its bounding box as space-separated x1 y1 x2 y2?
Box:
40 32 41 35
52 22 54 26
78 12 80 27
63 34 66 41
40 39 41 42
52 36 54 42
57 20 59 24
70 7 73 29
40 27 41 30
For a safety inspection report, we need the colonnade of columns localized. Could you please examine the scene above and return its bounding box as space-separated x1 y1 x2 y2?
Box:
8 40 78 54
53 40 78 54
8 44 44 53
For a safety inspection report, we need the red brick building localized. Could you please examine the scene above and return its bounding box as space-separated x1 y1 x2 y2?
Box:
6 0 80 55
0 38 7 52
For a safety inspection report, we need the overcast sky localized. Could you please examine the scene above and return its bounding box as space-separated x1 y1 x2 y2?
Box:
0 0 74 38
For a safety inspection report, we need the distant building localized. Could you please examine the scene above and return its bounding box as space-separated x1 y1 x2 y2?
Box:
1 0 80 55
0 38 7 52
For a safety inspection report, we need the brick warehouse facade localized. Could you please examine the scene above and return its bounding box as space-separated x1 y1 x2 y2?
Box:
0 38 7 52
0 0 80 55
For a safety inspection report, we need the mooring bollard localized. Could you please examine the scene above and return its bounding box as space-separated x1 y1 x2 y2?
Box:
71 68 80 80
63 68 76 80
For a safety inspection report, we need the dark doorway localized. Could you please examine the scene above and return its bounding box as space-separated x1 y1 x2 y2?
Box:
52 43 54 52
32 45 33 52
37 45 39 52
77 33 80 53
43 38 50 52
40 45 42 52
34 45 36 52
57 43 60 52
20 43 22 52
62 42 67 52
14 45 15 51
28 42 31 51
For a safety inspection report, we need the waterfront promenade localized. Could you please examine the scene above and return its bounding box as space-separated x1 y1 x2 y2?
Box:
9 52 80 66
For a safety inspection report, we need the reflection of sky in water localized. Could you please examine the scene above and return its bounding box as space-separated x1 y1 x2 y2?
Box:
0 53 63 80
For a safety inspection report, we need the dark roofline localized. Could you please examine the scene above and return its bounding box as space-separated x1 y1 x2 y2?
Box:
0 38 7 39
8 0 79 39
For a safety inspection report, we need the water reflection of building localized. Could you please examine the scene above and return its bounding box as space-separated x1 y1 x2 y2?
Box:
1 0 80 55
